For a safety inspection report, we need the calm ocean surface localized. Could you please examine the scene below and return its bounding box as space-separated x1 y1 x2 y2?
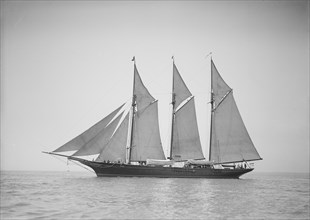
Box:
1 170 309 220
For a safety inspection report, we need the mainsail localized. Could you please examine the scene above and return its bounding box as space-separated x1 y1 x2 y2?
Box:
172 97 204 160
170 62 204 161
209 60 262 163
53 103 124 153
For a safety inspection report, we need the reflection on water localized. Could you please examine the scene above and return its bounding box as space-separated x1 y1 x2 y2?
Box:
1 171 309 219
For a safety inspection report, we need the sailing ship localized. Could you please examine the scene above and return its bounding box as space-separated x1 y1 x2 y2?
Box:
43 57 262 178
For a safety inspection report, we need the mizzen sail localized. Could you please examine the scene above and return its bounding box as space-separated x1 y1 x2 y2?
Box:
209 60 262 163
211 60 231 108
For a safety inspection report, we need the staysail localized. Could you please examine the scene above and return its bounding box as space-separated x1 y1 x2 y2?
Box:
72 111 124 156
53 103 124 153
170 62 204 161
96 113 129 163
209 60 262 163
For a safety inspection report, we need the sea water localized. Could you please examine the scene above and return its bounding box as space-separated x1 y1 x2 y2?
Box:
1 171 309 219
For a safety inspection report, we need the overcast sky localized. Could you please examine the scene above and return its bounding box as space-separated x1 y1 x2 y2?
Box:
1 1 309 173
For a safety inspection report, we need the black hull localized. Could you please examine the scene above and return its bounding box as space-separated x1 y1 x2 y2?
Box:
73 158 253 179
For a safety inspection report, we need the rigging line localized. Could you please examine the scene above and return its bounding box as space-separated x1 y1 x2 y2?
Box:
47 151 94 173
51 154 68 165
213 158 263 165
213 90 233 112
68 159 95 173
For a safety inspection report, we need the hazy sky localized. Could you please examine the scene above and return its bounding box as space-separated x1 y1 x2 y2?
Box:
1 1 309 172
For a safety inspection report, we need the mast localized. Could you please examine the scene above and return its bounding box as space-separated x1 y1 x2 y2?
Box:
169 56 176 160
169 95 175 159
169 57 204 161
209 58 214 161
127 56 137 164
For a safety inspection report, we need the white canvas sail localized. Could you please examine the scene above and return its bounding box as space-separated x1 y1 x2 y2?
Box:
53 104 124 153
133 64 155 109
173 63 192 109
96 113 129 163
210 60 262 163
72 111 124 156
210 92 261 163
130 101 166 161
211 60 231 107
171 97 204 161
128 63 165 162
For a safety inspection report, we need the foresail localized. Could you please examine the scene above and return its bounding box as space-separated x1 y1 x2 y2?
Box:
96 113 129 163
53 103 125 153
211 60 231 107
210 92 261 163
130 101 166 162
172 97 204 161
72 111 124 156
173 63 192 109
134 64 155 109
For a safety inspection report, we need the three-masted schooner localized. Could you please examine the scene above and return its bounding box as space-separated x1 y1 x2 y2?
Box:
44 57 262 178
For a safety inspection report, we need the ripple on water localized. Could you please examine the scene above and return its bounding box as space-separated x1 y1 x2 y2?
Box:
0 171 309 220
